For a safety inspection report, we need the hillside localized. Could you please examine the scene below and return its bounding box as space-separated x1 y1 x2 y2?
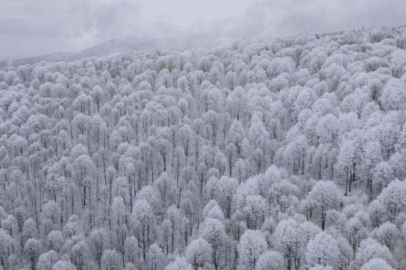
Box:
0 37 174 69
1 26 406 270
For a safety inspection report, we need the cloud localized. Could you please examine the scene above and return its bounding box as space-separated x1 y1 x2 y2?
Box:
1 0 406 60
236 0 406 37
0 0 141 58
158 0 406 52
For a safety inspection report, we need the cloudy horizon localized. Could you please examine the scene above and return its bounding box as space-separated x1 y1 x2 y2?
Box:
1 0 406 60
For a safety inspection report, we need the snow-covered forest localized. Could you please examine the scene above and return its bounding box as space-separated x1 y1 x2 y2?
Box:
1 26 406 270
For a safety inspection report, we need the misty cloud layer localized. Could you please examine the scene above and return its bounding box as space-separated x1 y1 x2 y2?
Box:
1 0 406 59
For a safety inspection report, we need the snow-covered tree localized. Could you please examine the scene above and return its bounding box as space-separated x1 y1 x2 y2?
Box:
360 258 394 270
305 181 342 230
238 230 267 270
165 256 193 270
255 250 284 270
305 232 339 268
52 260 77 270
186 237 213 269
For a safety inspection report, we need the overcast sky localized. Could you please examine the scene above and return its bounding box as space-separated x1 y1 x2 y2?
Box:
1 0 406 60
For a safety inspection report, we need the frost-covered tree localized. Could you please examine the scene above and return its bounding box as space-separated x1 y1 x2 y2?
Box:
165 256 193 270
305 232 339 268
132 199 156 260
305 181 342 230
201 218 227 270
376 180 406 222
353 238 394 270
185 237 213 269
255 250 284 270
360 258 394 270
274 219 302 270
52 260 77 270
24 238 41 270
37 250 58 270
101 249 123 270
238 230 267 270
379 79 406 111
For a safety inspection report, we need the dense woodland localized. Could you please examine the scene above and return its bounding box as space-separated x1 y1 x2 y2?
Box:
1 26 406 270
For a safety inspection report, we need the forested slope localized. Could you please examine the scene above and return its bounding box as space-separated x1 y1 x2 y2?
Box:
1 26 406 270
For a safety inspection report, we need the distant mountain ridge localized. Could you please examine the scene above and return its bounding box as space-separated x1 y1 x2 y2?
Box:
0 37 173 68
